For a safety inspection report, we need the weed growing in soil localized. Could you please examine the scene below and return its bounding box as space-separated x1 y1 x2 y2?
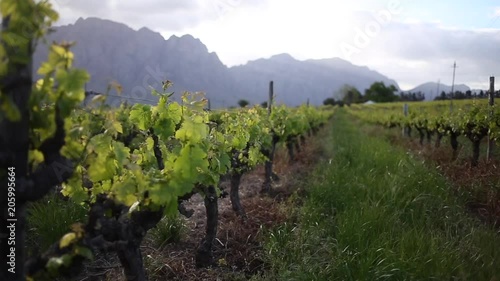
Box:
149 214 186 249
26 192 87 253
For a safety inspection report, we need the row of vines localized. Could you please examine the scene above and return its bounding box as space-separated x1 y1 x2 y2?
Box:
0 1 333 281
347 99 497 166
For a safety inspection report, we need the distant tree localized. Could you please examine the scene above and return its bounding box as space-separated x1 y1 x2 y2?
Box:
416 91 425 101
339 84 363 105
364 82 398 102
453 91 465 99
237 99 249 108
323 97 336 106
260 101 268 108
479 90 485 98
465 90 472 98
434 91 448 101
400 91 424 102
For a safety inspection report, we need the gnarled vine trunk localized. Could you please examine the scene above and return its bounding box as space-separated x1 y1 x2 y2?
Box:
262 136 278 193
0 15 32 281
435 132 443 148
426 130 432 144
294 136 301 153
450 132 459 160
115 207 163 281
286 139 295 163
471 139 481 167
230 172 246 218
195 185 218 267
417 128 425 145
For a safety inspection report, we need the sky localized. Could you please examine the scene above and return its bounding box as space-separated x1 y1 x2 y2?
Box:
50 0 500 91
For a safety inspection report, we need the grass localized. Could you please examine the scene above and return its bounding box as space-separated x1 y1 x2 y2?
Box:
378 122 500 227
257 110 500 280
148 214 185 249
26 192 88 253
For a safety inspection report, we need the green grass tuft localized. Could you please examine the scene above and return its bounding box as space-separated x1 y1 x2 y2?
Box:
148 214 185 250
26 192 88 253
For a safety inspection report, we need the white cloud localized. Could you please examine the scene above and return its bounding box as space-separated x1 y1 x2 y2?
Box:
47 0 500 91
50 0 253 31
346 22 500 90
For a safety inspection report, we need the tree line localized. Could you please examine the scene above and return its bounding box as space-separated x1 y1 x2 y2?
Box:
323 82 409 106
324 82 499 106
433 90 500 101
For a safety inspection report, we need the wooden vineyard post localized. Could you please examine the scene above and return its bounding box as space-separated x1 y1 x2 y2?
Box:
268 81 273 116
262 81 276 193
487 76 495 161
449 61 457 113
403 103 409 137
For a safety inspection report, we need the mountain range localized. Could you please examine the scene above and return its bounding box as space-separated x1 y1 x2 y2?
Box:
33 17 471 107
405 82 470 101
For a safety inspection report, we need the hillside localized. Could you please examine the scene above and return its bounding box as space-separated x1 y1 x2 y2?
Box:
405 82 470 101
34 17 401 107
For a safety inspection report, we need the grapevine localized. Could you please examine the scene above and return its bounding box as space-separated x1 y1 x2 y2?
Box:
0 1 335 280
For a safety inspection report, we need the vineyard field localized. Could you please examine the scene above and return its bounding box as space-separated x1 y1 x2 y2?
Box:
259 111 500 280
0 2 334 279
2 1 500 281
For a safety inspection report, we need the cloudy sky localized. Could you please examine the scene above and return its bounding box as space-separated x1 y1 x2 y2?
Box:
50 0 500 90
